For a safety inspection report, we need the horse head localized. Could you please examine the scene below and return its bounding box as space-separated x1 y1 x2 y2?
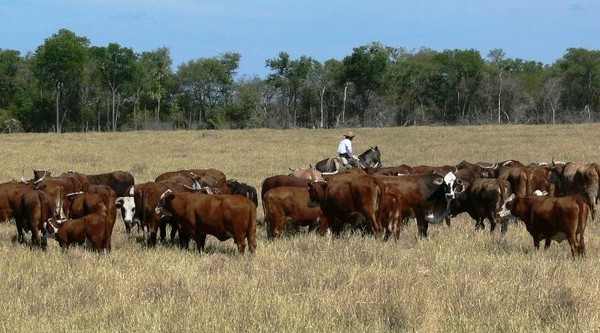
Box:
358 146 382 169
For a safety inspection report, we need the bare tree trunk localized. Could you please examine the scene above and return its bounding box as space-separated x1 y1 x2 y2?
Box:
319 86 325 128
55 86 61 134
111 88 116 131
341 82 349 125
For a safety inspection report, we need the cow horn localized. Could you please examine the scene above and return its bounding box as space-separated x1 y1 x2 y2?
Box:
180 183 195 191
66 191 85 197
20 167 26 183
33 170 48 185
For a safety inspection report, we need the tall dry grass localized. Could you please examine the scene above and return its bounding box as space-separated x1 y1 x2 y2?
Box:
1 125 600 332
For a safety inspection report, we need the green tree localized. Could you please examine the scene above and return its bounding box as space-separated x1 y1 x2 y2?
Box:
557 48 600 116
89 43 137 131
434 49 485 122
33 29 89 133
177 52 240 128
340 42 391 125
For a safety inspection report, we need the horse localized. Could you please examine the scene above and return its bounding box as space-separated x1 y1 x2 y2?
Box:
315 146 382 174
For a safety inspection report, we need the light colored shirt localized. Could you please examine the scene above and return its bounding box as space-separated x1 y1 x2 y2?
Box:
337 138 353 156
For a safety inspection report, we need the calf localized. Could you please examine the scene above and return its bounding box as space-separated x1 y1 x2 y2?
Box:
45 213 109 252
499 194 588 257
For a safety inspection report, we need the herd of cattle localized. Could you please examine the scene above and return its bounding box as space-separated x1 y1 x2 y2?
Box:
0 159 596 257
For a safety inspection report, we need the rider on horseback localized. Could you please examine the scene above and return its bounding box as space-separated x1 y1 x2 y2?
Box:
337 131 358 167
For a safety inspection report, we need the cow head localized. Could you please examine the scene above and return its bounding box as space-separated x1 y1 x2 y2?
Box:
116 196 136 233
43 217 63 239
155 189 176 217
498 194 517 218
433 171 464 200
307 181 327 207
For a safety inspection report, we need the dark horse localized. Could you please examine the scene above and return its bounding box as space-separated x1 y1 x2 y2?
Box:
314 146 382 174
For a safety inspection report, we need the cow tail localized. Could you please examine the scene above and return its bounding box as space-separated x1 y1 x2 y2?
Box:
577 198 589 255
247 202 257 253
262 195 273 238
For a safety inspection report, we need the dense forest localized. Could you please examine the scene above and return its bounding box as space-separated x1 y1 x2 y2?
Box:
0 28 599 133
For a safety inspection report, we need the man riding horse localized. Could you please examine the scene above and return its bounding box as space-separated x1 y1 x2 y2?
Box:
337 131 358 167
314 131 382 174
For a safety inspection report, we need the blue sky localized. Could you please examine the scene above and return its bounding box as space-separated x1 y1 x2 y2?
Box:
1 1 599 78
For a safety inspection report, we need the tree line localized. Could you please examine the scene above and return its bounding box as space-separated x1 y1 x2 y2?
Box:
0 28 599 133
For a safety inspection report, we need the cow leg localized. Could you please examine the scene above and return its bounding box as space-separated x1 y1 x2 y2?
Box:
195 234 207 252
544 238 552 250
159 220 168 242
416 214 428 238
234 235 247 254
474 218 485 231
16 225 24 244
178 229 190 249
445 216 451 227
489 216 497 233
500 218 509 235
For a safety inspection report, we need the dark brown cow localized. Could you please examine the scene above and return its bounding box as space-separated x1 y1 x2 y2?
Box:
548 162 600 220
263 186 327 238
226 180 258 207
155 189 257 254
499 194 588 257
84 171 135 197
448 178 513 233
11 187 58 248
307 175 385 237
44 213 110 252
374 172 463 238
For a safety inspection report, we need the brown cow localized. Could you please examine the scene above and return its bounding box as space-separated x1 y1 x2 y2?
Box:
499 194 588 257
132 181 192 246
44 213 110 252
448 178 513 233
0 181 32 223
307 174 385 237
155 189 257 254
261 175 317 199
65 185 117 250
374 172 464 238
548 162 600 220
263 186 327 238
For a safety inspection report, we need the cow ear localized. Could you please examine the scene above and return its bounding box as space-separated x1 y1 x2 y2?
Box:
433 177 444 185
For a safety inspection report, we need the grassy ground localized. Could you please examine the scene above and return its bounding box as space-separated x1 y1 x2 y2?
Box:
1 124 600 332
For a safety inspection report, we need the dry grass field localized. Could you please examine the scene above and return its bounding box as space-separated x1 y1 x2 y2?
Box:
1 124 600 332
